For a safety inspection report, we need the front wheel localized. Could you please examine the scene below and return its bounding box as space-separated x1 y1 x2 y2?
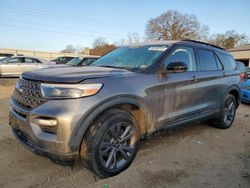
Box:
211 94 237 129
80 109 140 178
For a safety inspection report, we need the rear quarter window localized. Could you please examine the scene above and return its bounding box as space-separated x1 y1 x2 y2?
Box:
34 59 42 63
220 53 236 71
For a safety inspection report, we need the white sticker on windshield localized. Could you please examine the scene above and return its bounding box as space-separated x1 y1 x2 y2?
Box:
148 46 168 52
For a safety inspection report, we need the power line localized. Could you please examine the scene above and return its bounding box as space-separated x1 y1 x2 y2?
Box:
0 2 144 30
0 22 122 40
0 6 136 32
1 18 124 39
0 2 141 27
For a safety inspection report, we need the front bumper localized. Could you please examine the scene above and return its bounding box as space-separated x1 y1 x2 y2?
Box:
241 89 250 103
12 128 77 162
9 94 99 162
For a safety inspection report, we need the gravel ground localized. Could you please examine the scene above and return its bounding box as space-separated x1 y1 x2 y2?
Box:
0 79 249 188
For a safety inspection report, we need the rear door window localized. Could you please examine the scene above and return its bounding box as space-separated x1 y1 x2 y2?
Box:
33 59 42 63
197 49 218 71
24 58 35 63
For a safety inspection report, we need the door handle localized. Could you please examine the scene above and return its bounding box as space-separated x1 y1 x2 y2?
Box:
222 73 226 77
191 75 198 82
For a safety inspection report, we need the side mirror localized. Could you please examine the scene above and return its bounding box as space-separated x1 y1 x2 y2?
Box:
166 61 188 73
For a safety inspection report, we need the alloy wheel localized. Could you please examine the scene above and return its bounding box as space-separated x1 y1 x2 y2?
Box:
99 122 136 171
223 98 236 126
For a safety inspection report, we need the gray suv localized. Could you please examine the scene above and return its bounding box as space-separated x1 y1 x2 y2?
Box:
9 40 242 177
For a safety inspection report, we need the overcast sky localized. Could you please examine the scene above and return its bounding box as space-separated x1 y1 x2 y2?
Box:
0 0 249 52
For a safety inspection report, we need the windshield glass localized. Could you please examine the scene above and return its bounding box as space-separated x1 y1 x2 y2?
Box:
0 57 8 62
66 57 83 66
91 45 168 71
53 57 61 61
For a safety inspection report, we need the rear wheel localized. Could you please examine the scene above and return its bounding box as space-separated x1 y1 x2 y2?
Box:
80 109 140 178
211 94 237 129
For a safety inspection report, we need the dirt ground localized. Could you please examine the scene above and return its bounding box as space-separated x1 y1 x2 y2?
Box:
0 78 249 188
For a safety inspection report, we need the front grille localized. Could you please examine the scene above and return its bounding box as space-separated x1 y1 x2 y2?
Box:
13 108 27 119
13 78 47 109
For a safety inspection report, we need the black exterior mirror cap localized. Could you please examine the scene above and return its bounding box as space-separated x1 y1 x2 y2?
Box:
166 61 188 73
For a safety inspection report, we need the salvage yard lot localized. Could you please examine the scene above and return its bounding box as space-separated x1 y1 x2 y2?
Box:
0 79 249 188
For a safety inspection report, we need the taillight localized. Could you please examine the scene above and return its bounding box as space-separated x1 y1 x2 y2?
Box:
240 73 248 82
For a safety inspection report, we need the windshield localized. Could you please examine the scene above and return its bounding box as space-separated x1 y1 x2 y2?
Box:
91 45 168 71
66 57 83 66
53 57 61 61
0 57 8 62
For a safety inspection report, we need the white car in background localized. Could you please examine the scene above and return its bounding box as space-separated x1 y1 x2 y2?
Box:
0 56 54 77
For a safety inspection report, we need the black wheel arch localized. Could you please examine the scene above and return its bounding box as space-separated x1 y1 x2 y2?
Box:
69 95 152 151
226 85 241 108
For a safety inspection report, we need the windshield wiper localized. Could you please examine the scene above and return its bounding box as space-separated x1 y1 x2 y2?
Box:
97 65 129 70
93 65 138 72
98 65 117 68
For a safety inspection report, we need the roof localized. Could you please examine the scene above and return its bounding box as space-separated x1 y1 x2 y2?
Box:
127 40 225 52
229 44 250 52
127 40 179 47
5 55 49 63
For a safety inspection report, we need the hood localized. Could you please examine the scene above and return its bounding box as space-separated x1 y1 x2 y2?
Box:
22 66 137 83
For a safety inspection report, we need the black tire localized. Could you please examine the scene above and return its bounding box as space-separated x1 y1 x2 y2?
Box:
80 109 140 178
211 94 237 129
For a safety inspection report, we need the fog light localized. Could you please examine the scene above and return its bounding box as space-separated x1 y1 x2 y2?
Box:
31 117 58 134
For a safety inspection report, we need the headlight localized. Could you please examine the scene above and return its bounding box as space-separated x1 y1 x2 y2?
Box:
41 83 103 99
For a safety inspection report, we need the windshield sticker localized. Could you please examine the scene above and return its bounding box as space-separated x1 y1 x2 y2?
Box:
148 46 168 52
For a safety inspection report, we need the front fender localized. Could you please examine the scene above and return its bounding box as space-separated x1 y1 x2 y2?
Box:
69 95 151 151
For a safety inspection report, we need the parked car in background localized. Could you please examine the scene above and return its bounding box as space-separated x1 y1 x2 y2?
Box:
0 56 53 77
236 61 248 82
241 79 250 103
236 61 246 72
0 57 9 62
235 61 250 103
0 56 8 60
52 56 75 64
66 56 100 66
246 67 250 78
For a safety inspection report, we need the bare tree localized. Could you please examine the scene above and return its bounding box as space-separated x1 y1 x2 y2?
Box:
127 33 142 44
92 37 108 48
145 10 209 41
60 44 76 53
91 44 116 56
209 30 248 50
91 37 116 55
114 33 143 46
114 38 126 46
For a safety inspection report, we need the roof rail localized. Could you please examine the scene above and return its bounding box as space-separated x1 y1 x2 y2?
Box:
181 39 225 50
